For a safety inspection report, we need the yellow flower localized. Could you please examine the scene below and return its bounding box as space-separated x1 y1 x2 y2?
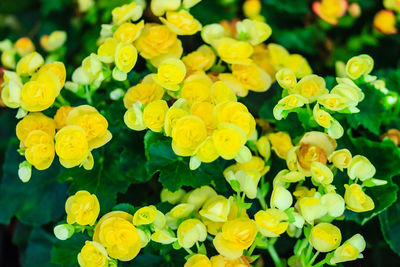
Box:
180 73 212 106
20 80 57 112
312 0 348 25
317 93 348 111
166 203 196 229
210 254 250 267
133 205 158 226
218 73 248 97
384 0 400 12
160 10 202 35
292 74 328 102
298 197 328 224
77 241 108 267
332 79 364 106
143 99 169 132
191 102 215 134
24 130 55 170
328 149 352 171
309 223 341 253
65 190 100 226
161 188 186 204
313 103 333 129
285 54 313 78
184 254 212 267
254 208 289 237
54 106 73 130
16 112 56 144
164 106 189 136
330 234 366 264
276 68 297 90
273 94 307 120
320 193 345 217
97 38 118 63
135 23 182 61
195 136 219 163
215 37 253 64
151 228 177 244
344 184 375 212
211 81 237 104
243 0 262 18
256 135 271 160
270 185 293 211
172 115 207 156
225 169 261 199
177 219 207 248
40 31 67 52
199 195 232 222
374 10 397 34
14 37 35 56
268 132 293 159
1 71 23 108
347 155 376 181
236 19 272 45
66 105 112 149
345 54 374 80
16 52 44 76
201 23 227 45
112 2 143 25
213 123 247 160
115 43 138 73
1 50 16 69
213 218 258 259
310 161 333 185
232 63 271 92
184 185 217 210
124 102 147 131
151 0 181 16
37 62 67 92
154 58 186 91
95 215 141 261
182 45 215 71
124 75 164 108
113 21 144 44
55 125 89 168
274 169 305 183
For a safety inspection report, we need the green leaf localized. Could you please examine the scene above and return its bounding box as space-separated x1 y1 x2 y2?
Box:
51 232 87 267
380 201 400 256
112 203 136 214
24 227 56 267
273 27 325 54
145 132 227 192
0 139 67 226
263 0 308 15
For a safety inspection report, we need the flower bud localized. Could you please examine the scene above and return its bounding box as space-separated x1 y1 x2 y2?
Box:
133 205 157 226
151 228 177 244
185 186 217 210
40 31 67 52
1 50 16 69
270 185 293 211
320 193 345 217
234 145 252 163
177 219 207 248
256 135 271 160
254 208 289 237
330 234 366 264
16 52 44 76
161 188 186 204
374 10 397 35
276 68 297 90
348 155 376 181
53 224 75 240
199 195 232 222
309 223 342 252
166 203 195 229
18 161 32 182
185 254 212 267
137 228 151 248
14 37 35 56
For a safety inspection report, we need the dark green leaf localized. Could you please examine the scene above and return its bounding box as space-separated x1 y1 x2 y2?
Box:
380 201 400 256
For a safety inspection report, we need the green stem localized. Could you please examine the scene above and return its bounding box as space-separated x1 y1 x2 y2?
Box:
313 258 327 267
247 239 258 255
305 243 314 262
309 251 320 266
57 94 70 106
184 247 194 256
85 85 93 105
257 194 267 210
267 244 284 267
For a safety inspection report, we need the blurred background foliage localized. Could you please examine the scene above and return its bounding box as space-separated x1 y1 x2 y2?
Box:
1 0 400 266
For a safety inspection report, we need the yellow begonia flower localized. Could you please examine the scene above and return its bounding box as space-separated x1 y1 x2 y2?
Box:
24 130 55 170
225 169 261 199
142 99 169 132
177 218 207 248
97 38 118 64
291 74 328 103
112 2 143 25
285 54 313 78
213 218 258 259
211 81 237 104
347 155 376 181
344 184 375 212
40 31 67 52
16 51 44 76
124 75 164 108
184 185 217 210
195 136 219 163
374 10 397 35
151 228 177 244
199 195 232 222
66 105 112 150
115 43 138 73
124 101 147 131
164 106 188 136
192 101 215 133
310 161 333 185
95 216 141 261
20 80 57 112
270 185 293 211
320 193 345 217
133 205 158 226
181 73 212 106
236 19 271 45
166 203 195 229
330 234 366 264
317 93 348 111
16 112 56 144
328 149 352 171
65 190 100 226
154 58 186 91
37 62 66 93
275 169 305 183
213 123 247 160
160 188 186 205
160 10 202 35
150 0 180 16
1 71 23 108
201 23 226 45
313 103 333 129
77 241 108 267
182 45 215 71
232 63 271 92
298 197 327 224
254 208 289 237
276 68 297 90
273 94 307 120
309 223 342 252
184 254 212 267
312 0 348 25
14 37 35 56
243 0 261 18
114 21 144 44
55 125 89 168
215 37 253 64
345 54 374 80
210 254 250 267
172 115 207 156
268 132 293 159
218 73 248 97
256 135 271 160
1 49 16 69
